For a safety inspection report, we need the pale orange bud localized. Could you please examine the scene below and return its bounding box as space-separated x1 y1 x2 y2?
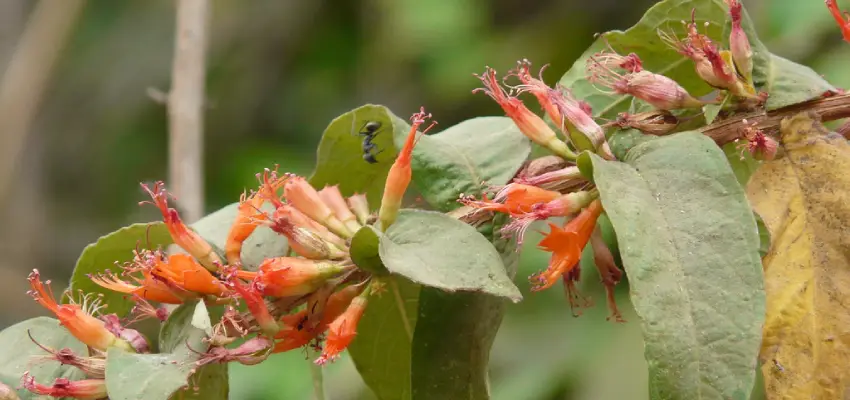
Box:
319 185 361 233
284 176 353 238
346 194 370 225
379 108 436 231
236 257 349 298
314 292 369 365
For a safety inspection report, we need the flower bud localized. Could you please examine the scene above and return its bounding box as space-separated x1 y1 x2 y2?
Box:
140 182 222 271
285 176 353 238
726 0 753 83
28 331 106 379
474 67 575 160
319 185 362 234
198 336 274 366
266 210 347 260
737 123 782 161
229 279 280 337
588 56 705 110
518 155 568 179
21 373 107 400
379 108 436 231
102 314 150 353
346 194 370 225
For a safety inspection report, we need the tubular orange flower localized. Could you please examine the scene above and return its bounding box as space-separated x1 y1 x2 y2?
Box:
508 60 564 127
230 278 280 336
90 269 186 304
459 183 563 223
151 253 229 296
826 0 850 42
141 182 222 271
347 194 370 225
284 176 353 238
21 373 107 400
314 290 369 365
530 199 604 291
474 67 576 159
273 284 363 353
379 107 436 231
28 270 132 352
319 185 362 234
236 257 348 298
226 168 287 265
501 190 596 245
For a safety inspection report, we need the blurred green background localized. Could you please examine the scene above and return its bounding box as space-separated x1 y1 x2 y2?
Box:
0 0 847 399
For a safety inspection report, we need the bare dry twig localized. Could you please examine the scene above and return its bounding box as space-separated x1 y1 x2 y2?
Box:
701 94 850 144
168 0 209 222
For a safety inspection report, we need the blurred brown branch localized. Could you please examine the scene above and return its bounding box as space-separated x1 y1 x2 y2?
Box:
168 0 209 222
702 93 850 144
0 0 87 203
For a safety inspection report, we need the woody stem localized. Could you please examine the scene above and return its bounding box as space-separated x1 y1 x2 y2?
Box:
700 93 850 144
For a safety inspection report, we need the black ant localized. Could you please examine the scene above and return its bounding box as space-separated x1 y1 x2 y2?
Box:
358 121 383 164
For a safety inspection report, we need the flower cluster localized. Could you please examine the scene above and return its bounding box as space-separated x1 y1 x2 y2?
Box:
19 109 434 399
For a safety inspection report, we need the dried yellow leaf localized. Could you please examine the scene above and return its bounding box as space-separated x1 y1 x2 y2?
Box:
747 112 850 399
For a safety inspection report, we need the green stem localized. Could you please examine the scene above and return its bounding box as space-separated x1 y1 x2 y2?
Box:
307 347 326 400
391 278 413 340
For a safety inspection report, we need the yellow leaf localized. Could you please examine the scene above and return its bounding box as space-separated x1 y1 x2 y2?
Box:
747 112 850 399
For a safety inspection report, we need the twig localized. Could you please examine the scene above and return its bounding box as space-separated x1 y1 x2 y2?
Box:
701 94 850 144
168 0 209 222
0 0 87 203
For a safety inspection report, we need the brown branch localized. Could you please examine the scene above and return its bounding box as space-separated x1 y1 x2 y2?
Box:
701 93 850 145
168 0 209 222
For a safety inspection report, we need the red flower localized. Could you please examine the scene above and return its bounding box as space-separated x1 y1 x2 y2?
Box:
530 200 603 291
474 67 575 159
314 291 369 365
230 278 280 337
28 270 131 352
21 373 107 400
141 182 221 270
827 0 850 42
461 183 561 216
272 284 363 353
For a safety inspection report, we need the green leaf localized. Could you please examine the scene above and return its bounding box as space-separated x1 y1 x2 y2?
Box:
106 301 227 400
379 209 521 301
348 277 419 400
190 203 288 271
400 116 531 211
559 0 746 119
350 226 388 275
411 215 519 400
754 212 771 260
310 104 409 206
0 317 88 400
763 54 836 111
703 93 733 124
68 222 173 316
588 132 765 399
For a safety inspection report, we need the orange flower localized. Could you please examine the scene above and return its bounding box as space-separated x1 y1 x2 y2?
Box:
21 373 107 400
500 190 596 244
28 270 131 352
530 199 603 291
284 176 352 238
319 185 362 234
379 108 436 230
272 284 363 353
461 183 561 216
474 67 575 159
314 291 369 365
827 0 850 42
141 182 222 271
230 278 280 337
91 250 227 302
236 257 348 298
226 168 287 265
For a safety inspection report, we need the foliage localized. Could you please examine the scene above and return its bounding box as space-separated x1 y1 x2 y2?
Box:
2 0 849 399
